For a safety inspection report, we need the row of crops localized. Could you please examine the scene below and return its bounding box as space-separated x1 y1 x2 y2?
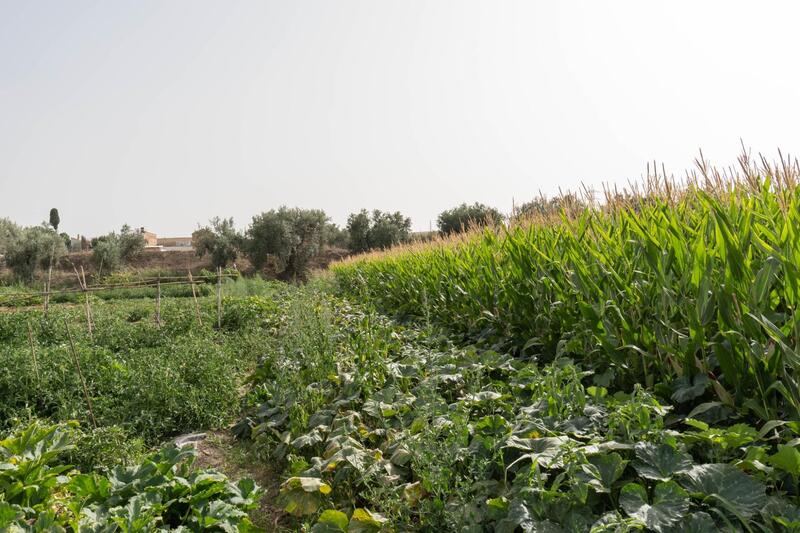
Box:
0 421 262 531
0 283 285 531
236 286 800 531
268 178 800 530
334 180 800 420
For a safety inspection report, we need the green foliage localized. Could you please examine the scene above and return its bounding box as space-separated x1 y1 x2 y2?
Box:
0 217 20 255
327 179 800 528
324 223 350 249
235 290 800 531
220 294 279 331
436 202 503 235
119 224 146 262
243 207 328 280
90 225 146 274
0 420 262 531
65 424 146 472
49 208 60 232
335 182 800 423
4 225 66 282
346 210 411 253
194 217 240 270
91 234 122 273
0 299 261 445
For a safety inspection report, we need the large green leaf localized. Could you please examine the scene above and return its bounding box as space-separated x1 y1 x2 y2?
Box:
0 501 22 528
633 442 693 481
680 463 767 518
671 374 710 404
312 509 349 532
505 436 572 470
581 452 628 493
762 496 800 530
494 498 562 533
667 511 716 533
619 481 689 532
768 445 800 476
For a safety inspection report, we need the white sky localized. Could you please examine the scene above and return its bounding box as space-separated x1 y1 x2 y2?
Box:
1 1 799 237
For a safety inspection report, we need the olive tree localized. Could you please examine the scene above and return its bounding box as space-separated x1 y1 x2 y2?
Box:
193 217 240 270
91 236 121 274
243 207 328 280
346 209 411 253
345 210 371 253
323 223 350 249
4 225 66 282
90 225 147 274
119 225 146 262
0 218 20 256
436 202 503 235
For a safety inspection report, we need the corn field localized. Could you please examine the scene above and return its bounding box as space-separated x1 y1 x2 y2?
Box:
334 154 800 423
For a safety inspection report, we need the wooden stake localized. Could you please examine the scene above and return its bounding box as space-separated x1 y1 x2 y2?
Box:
26 322 40 388
44 244 54 314
80 266 93 341
216 266 222 329
155 275 162 327
188 271 202 326
64 318 97 428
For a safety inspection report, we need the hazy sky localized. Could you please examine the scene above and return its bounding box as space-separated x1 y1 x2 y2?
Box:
1 1 799 237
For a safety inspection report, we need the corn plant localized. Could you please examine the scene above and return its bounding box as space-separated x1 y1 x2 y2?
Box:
333 160 800 421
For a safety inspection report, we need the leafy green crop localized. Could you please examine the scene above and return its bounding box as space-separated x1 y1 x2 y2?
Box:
237 289 800 531
0 296 273 448
0 421 263 531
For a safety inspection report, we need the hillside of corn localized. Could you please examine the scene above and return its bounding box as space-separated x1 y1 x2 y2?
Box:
295 158 800 531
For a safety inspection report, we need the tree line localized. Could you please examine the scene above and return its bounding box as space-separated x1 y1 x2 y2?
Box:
0 213 149 282
191 202 511 280
0 197 584 283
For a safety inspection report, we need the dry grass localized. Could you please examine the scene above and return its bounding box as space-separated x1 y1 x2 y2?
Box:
332 148 800 268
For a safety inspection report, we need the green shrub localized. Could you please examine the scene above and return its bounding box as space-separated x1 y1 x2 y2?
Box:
0 420 262 530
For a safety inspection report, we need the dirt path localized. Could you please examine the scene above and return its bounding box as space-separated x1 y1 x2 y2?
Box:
185 431 286 530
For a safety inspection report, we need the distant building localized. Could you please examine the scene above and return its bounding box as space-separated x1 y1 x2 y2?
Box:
138 228 158 247
157 236 193 248
131 228 194 250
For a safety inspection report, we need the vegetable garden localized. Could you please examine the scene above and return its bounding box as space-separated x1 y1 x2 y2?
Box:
4 161 800 531
0 279 282 531
315 167 800 530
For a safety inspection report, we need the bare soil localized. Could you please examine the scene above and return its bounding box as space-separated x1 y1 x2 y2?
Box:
190 431 287 531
